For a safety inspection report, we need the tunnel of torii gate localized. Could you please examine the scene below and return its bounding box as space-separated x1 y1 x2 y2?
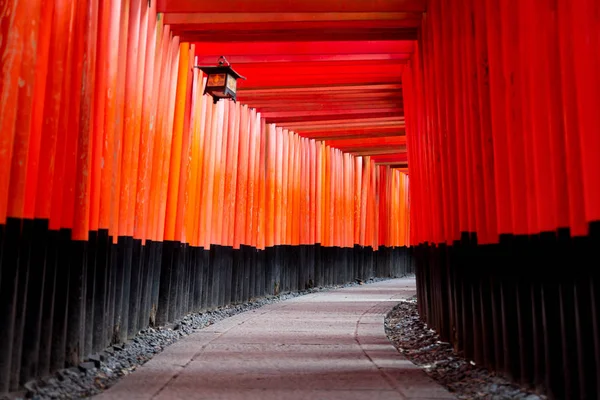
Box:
0 0 599 398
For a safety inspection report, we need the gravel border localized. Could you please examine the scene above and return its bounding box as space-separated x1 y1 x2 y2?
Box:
385 297 546 400
6 277 393 400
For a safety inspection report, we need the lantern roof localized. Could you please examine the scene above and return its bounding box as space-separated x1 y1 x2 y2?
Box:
196 56 246 80
196 64 246 81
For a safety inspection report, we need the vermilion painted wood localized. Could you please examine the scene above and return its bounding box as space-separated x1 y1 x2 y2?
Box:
203 100 219 247
136 3 158 243
175 41 195 243
197 53 409 65
282 130 291 245
309 139 316 245
88 0 110 232
0 0 27 223
359 157 369 246
515 0 539 236
267 112 401 125
223 101 240 247
133 2 154 241
193 41 414 57
252 115 264 247
214 102 228 245
127 1 150 239
157 37 180 241
192 75 209 247
165 43 189 241
353 157 362 245
315 142 323 244
323 136 406 148
322 146 330 246
458 0 478 238
372 152 409 160
238 84 402 96
246 110 259 247
500 0 531 236
254 102 401 114
288 120 404 130
274 127 284 246
472 0 498 244
180 29 416 43
186 64 201 246
557 0 587 237
265 123 276 248
117 0 142 237
344 153 353 247
237 75 402 89
35 0 72 222
263 108 402 119
523 0 558 234
234 105 250 248
6 0 43 220
292 135 301 246
540 1 568 234
48 1 77 232
60 0 87 231
572 0 600 224
148 25 171 241
200 101 216 249
299 138 308 245
180 30 416 43
158 0 426 13
424 2 445 243
483 0 512 237
257 117 267 250
289 126 404 135
246 97 403 106
428 0 451 243
165 12 421 25
23 0 54 220
72 0 99 241
173 20 420 33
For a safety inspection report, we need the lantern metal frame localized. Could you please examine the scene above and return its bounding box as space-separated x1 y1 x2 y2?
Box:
195 56 246 104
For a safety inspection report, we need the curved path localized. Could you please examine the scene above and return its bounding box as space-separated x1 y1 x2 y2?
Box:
97 278 454 400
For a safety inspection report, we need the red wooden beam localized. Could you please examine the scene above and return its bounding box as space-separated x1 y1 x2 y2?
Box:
235 64 404 78
284 116 403 125
196 53 411 65
262 107 402 119
322 136 407 148
170 20 421 33
246 98 402 108
253 101 401 113
238 76 402 88
238 83 402 95
158 0 427 13
179 28 418 43
349 147 406 156
192 41 415 56
238 90 402 103
304 132 404 140
289 121 405 131
370 153 409 163
164 12 421 24
269 112 402 124
231 59 406 71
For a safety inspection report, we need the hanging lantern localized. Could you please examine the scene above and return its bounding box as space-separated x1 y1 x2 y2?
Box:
195 56 246 104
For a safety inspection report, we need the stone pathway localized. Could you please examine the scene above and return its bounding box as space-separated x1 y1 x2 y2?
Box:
96 278 454 400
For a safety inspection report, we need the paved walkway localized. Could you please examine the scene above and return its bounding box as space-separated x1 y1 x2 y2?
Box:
97 278 454 400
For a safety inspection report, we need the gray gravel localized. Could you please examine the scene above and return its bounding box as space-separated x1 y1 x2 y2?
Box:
385 296 546 400
5 277 391 400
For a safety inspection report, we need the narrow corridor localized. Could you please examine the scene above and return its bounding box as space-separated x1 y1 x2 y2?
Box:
97 279 451 400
